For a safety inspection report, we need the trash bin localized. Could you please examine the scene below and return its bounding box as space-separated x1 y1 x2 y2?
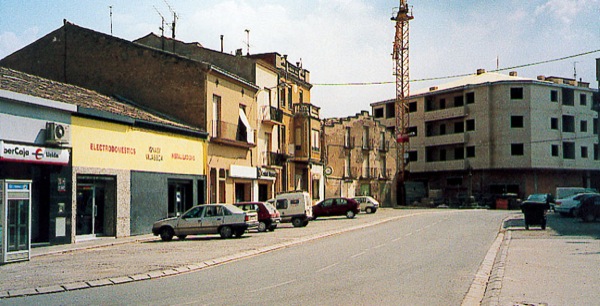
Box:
520 200 550 230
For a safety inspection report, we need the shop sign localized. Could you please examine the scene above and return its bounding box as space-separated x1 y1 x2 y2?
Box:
230 165 257 179
257 168 277 180
0 141 69 165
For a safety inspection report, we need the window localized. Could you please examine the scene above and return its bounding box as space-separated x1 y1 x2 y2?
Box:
408 151 418 161
595 144 599 160
454 121 464 133
440 149 447 161
439 98 446 109
373 107 384 118
595 118 598 135
581 146 588 158
280 126 286 151
237 106 254 143
425 97 434 111
466 92 475 104
312 179 319 200
563 142 575 159
466 119 475 131
386 103 395 118
311 129 320 152
580 120 588 133
276 199 288 210
562 115 575 132
295 127 302 150
409 101 417 113
407 126 418 137
454 95 464 107
280 88 286 108
511 116 524 128
562 88 574 105
550 118 558 130
440 124 446 135
212 95 221 137
454 147 464 160
299 90 304 103
511 143 524 156
551 145 559 157
510 87 524 100
466 146 475 158
550 90 558 102
580 93 587 106
287 88 293 109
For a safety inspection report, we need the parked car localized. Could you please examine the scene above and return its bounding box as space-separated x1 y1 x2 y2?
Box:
152 204 258 241
234 202 281 232
577 194 600 222
267 191 313 227
312 197 360 219
353 196 379 214
555 193 598 217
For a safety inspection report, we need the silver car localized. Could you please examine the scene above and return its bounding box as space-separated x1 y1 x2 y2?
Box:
353 196 379 214
152 204 259 241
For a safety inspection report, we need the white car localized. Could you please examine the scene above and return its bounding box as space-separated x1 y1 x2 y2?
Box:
152 204 258 240
555 193 599 217
353 196 379 214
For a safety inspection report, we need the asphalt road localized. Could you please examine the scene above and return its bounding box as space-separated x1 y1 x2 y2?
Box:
5 209 509 305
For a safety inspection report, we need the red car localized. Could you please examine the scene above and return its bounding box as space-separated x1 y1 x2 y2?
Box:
312 197 360 219
234 202 281 232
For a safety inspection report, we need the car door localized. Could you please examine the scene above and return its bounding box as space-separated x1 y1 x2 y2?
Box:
201 205 225 234
320 199 334 216
334 198 348 215
176 206 204 236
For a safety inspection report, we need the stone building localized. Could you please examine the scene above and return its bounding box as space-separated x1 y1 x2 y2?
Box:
322 111 396 206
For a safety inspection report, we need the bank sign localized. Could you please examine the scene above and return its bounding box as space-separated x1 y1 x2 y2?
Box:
0 141 70 165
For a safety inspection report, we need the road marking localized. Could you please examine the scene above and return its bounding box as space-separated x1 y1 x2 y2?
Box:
317 262 339 272
351 251 366 258
248 279 297 293
373 244 386 249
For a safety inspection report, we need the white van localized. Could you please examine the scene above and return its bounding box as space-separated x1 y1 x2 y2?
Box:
267 191 313 227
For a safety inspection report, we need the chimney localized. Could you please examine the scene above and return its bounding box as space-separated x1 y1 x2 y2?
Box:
476 68 486 75
235 48 243 56
509 71 517 77
220 35 224 53
537 75 546 81
429 86 438 91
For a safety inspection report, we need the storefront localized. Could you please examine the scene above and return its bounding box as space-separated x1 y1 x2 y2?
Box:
72 116 207 238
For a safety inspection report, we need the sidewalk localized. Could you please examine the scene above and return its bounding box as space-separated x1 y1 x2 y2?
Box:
482 213 600 306
0 208 437 299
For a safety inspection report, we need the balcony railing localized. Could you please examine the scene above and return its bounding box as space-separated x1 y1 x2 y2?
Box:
269 152 287 167
211 120 255 148
293 103 320 118
260 106 283 125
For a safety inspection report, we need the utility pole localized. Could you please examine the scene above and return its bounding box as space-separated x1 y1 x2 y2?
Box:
391 0 413 206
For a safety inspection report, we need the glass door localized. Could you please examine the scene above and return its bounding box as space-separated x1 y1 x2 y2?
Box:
76 184 104 237
7 199 29 252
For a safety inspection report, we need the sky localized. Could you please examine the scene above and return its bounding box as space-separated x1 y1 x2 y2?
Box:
1 0 599 119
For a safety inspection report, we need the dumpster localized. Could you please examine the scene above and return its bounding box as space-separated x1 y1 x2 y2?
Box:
495 193 520 210
520 200 550 230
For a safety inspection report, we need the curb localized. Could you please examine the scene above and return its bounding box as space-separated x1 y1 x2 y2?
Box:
2 210 441 299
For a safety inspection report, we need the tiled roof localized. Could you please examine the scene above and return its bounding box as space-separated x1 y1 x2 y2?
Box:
0 67 202 133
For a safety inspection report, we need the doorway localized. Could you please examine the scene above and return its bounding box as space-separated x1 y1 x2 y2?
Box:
76 176 116 240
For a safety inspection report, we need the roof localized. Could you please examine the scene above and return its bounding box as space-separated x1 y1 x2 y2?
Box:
0 67 206 136
411 71 535 96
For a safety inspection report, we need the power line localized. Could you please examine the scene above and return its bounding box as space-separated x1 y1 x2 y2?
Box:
312 49 600 86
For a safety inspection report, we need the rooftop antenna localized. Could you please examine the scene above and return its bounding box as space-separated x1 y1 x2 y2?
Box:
163 0 178 40
153 6 166 51
109 6 113 36
244 29 250 55
573 61 579 80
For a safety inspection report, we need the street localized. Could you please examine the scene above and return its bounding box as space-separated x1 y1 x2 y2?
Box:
3 209 509 305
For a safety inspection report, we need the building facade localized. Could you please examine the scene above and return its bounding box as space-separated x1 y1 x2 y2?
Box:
372 70 600 205
322 111 396 206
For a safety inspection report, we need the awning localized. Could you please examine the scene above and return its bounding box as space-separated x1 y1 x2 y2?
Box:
238 108 255 144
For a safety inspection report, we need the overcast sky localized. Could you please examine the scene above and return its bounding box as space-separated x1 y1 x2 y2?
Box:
1 0 599 118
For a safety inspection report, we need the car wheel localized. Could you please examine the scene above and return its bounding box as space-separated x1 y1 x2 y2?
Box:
234 229 245 238
365 207 373 214
160 227 174 241
177 235 187 240
346 210 356 219
257 221 267 232
302 220 309 227
269 225 277 231
292 217 304 227
582 212 596 223
219 226 233 238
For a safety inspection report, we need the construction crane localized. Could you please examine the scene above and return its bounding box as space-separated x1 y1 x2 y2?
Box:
391 0 413 206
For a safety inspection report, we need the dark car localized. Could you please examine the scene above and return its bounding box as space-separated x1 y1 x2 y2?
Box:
577 194 600 222
234 202 281 232
312 197 360 219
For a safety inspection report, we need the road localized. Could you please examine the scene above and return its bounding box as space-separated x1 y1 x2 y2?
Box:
5 210 509 305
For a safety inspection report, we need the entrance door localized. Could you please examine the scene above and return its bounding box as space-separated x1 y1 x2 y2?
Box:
76 185 104 237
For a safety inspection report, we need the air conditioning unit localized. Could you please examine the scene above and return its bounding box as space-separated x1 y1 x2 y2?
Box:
45 122 71 145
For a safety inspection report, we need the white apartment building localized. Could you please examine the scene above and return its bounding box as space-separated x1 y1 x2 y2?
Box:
371 70 599 205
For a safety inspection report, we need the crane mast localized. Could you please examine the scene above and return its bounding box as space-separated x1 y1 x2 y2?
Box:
392 1 413 205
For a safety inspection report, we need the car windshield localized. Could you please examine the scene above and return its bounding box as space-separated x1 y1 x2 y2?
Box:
527 194 546 201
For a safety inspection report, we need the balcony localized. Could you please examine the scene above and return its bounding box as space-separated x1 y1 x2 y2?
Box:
269 152 287 167
411 159 468 172
260 106 283 126
210 120 255 149
293 103 320 118
426 133 467 146
423 106 467 122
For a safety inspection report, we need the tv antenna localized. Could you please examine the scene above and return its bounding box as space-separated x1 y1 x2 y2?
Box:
109 6 113 35
163 0 178 40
